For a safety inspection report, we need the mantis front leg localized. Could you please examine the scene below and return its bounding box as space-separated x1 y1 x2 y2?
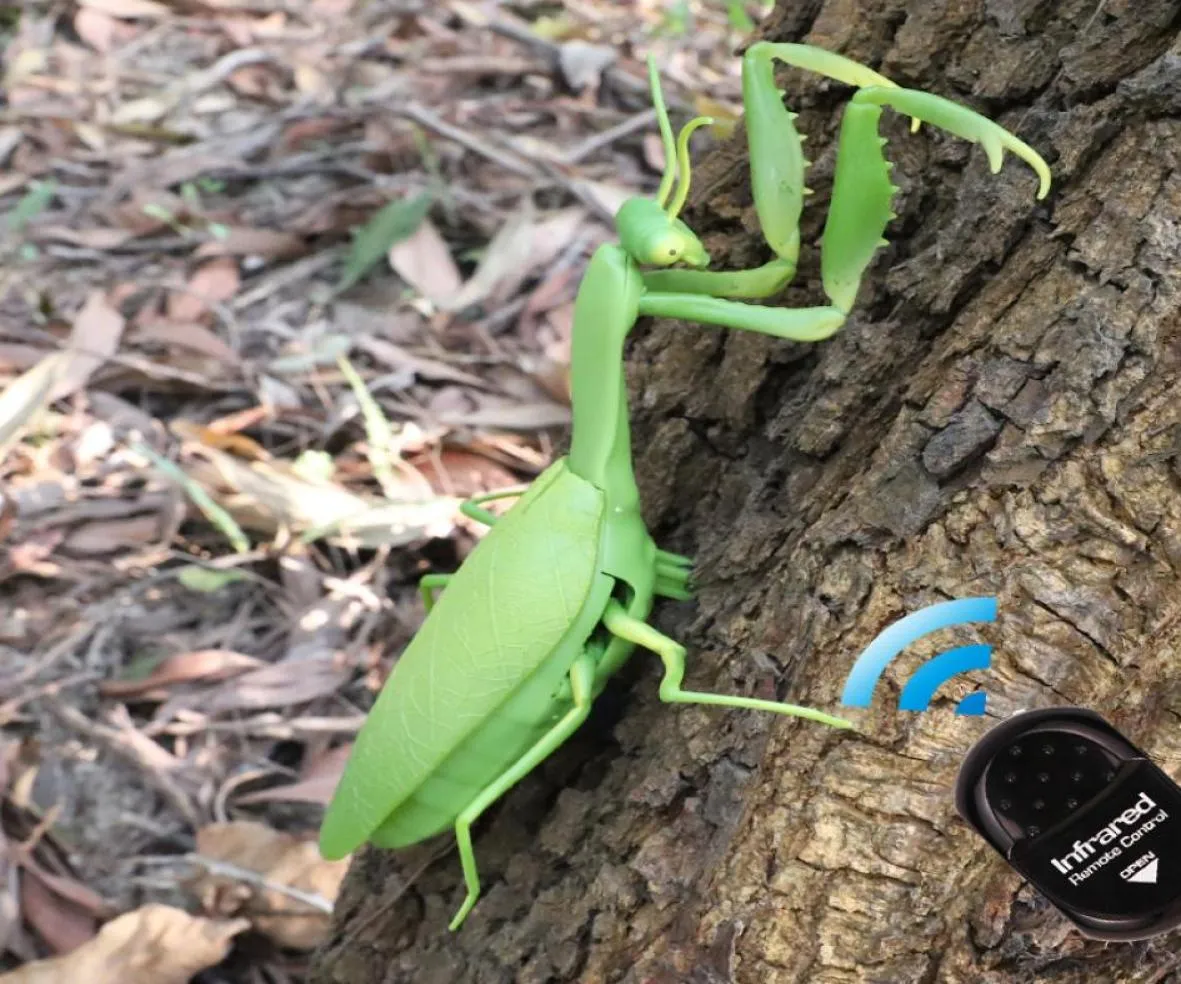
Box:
638 292 845 342
738 42 905 281
640 44 903 305
641 47 1052 335
642 258 797 300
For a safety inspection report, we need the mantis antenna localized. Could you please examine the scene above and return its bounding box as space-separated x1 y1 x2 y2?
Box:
666 115 714 220
647 55 679 208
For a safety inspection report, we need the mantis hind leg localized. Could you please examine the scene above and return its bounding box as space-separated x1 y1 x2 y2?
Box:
419 573 452 613
601 601 852 730
458 485 531 528
450 653 596 931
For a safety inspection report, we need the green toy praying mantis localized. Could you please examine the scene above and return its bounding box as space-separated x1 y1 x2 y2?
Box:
320 43 1051 929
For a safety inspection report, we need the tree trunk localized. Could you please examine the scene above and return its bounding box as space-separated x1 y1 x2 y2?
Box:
311 2 1181 981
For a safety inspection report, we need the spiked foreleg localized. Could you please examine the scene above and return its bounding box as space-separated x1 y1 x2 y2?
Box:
851 86 1052 200
819 84 1052 314
819 99 898 314
740 46 806 267
743 42 902 92
740 42 904 268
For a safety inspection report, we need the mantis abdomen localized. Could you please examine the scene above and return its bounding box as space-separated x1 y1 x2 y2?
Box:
369 651 585 848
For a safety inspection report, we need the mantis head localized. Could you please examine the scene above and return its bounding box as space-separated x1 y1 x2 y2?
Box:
615 199 709 268
614 57 714 270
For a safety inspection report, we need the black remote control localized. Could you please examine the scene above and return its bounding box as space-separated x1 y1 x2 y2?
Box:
955 707 1181 941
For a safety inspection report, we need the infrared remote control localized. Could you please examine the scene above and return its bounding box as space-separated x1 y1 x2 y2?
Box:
955 707 1181 941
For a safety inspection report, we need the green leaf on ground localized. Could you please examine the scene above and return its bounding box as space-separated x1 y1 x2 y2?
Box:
177 567 249 592
725 0 755 31
4 179 56 236
336 192 434 294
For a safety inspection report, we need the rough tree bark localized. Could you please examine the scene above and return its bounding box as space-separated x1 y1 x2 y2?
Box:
312 1 1181 981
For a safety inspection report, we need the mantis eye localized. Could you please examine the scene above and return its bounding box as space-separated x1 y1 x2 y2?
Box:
646 235 684 265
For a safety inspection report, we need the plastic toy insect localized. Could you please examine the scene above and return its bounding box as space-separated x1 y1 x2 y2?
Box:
319 42 1051 929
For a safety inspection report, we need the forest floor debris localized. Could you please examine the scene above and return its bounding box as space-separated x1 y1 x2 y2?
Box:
0 0 763 979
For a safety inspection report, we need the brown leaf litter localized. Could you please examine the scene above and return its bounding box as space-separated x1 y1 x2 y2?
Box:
0 0 756 979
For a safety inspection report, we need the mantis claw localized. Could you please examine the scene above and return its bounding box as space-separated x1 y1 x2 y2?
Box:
737 42 1051 317
819 81 1053 312
853 87 1052 200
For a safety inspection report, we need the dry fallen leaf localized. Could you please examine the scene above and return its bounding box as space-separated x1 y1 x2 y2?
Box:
191 656 351 715
435 401 571 431
167 258 240 322
18 869 98 956
193 822 347 949
3 50 48 90
54 291 126 400
442 203 536 312
0 353 66 456
277 116 349 153
0 838 21 962
106 189 187 235
0 175 26 200
414 449 521 498
171 418 268 459
77 0 170 18
0 344 49 374
529 207 586 268
180 444 458 548
193 226 305 260
571 178 631 219
133 320 240 365
235 743 352 806
387 217 462 306
100 649 264 699
354 336 486 388
642 132 667 173
33 225 136 249
59 512 163 556
557 40 616 91
0 904 247 984
73 8 119 52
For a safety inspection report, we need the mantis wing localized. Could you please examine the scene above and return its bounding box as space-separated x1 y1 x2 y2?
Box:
320 462 604 858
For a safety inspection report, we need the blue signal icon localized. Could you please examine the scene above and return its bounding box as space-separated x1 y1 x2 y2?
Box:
840 598 997 716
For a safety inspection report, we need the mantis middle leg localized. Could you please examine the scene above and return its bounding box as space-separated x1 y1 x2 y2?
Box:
654 555 694 601
421 488 532 611
418 573 452 613
602 600 852 730
450 653 596 929
459 486 529 528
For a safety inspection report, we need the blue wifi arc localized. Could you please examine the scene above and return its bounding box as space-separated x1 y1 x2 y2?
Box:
840 598 998 716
